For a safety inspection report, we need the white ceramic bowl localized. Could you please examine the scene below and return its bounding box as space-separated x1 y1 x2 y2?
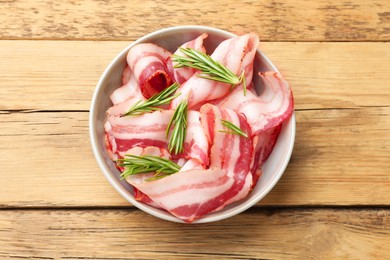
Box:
90 25 295 223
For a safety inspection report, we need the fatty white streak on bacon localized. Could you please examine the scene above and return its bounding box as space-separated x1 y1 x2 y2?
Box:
171 33 208 84
211 33 258 85
127 43 173 99
106 75 146 117
110 71 143 105
170 33 259 110
220 173 253 209
200 104 254 206
218 71 293 135
122 65 132 85
180 111 209 166
126 154 205 212
105 110 209 166
180 158 205 171
106 96 145 117
106 110 173 155
129 167 235 222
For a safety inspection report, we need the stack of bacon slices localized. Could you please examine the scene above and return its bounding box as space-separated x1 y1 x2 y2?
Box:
104 33 294 223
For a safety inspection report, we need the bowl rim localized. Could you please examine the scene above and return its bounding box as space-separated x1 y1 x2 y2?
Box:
89 25 296 223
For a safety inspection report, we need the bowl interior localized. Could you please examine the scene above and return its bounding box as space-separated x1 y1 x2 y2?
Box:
90 26 295 223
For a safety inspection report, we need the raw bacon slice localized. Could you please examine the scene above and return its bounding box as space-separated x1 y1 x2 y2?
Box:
125 151 207 218
218 71 293 135
109 72 144 106
170 33 259 110
211 33 258 85
222 173 253 208
180 158 205 171
105 110 209 166
250 125 282 186
123 146 170 185
106 95 145 117
171 33 208 84
200 104 253 205
106 110 173 155
104 128 118 162
128 167 235 222
127 43 173 99
253 125 282 168
123 146 170 209
179 110 209 166
133 188 158 208
122 65 132 85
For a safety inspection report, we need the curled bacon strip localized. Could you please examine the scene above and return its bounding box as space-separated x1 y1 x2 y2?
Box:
170 33 259 110
109 71 144 106
218 71 294 135
171 33 208 84
122 65 132 85
127 43 173 99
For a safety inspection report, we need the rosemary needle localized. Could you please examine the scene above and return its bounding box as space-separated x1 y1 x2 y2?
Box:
121 83 180 117
117 155 181 181
172 47 246 94
219 119 248 138
166 99 188 154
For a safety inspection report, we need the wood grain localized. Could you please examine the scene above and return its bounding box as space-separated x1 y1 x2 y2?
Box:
1 0 388 258
0 209 388 259
0 107 388 207
0 41 389 111
0 0 389 41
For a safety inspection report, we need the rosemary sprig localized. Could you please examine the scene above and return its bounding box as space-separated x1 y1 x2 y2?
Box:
121 83 180 117
166 99 188 154
219 119 248 138
172 47 246 93
117 154 181 181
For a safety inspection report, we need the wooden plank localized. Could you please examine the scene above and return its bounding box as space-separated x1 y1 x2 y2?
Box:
0 0 388 41
0 107 389 207
0 111 126 207
0 209 388 259
0 41 128 111
0 41 389 111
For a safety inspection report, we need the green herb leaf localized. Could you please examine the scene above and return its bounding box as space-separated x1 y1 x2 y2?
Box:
117 155 181 181
121 83 180 117
172 48 246 91
219 119 248 138
166 99 188 154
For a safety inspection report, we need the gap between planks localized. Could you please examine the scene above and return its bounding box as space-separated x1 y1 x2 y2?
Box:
1 205 390 211
2 105 390 115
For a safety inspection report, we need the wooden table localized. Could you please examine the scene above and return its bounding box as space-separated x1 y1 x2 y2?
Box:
1 1 389 258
